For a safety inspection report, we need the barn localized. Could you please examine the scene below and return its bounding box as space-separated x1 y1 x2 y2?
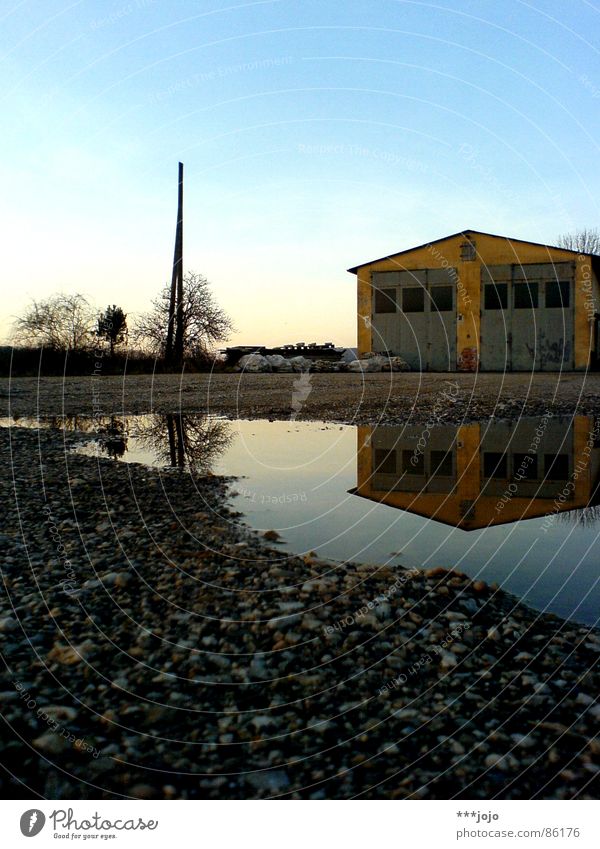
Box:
348 229 600 371
352 417 600 531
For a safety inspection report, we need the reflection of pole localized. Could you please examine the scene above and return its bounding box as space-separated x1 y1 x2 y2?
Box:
175 414 185 468
166 415 176 467
166 162 184 367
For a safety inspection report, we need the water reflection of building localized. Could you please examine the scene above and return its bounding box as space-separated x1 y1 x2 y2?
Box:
352 417 600 530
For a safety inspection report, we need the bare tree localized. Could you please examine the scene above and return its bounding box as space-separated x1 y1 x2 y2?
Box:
97 305 128 356
557 228 600 255
134 271 233 359
557 504 600 528
12 293 95 350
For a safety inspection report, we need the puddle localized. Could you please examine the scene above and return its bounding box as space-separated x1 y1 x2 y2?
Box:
2 413 600 626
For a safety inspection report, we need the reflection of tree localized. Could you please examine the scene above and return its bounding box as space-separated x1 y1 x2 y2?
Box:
41 415 98 433
38 415 129 458
96 416 128 459
557 505 600 528
129 414 232 473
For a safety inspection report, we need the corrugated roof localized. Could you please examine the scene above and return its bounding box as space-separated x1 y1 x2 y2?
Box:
347 228 598 274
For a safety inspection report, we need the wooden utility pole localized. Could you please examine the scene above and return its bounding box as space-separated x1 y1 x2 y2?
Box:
165 162 184 367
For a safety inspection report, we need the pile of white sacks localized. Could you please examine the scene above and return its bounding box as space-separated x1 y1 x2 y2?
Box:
235 350 410 373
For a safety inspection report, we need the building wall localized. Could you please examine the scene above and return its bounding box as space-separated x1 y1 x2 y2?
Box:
356 233 599 371
355 417 597 530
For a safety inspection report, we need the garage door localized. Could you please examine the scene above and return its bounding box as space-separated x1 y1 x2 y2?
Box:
480 419 574 500
371 424 456 494
371 269 456 370
480 263 575 371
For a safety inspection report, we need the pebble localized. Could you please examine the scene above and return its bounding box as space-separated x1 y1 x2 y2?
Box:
1 421 599 802
245 770 290 792
33 733 68 755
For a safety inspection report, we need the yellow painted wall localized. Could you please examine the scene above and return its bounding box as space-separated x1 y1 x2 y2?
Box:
354 419 597 530
574 257 597 369
357 268 372 355
354 232 597 370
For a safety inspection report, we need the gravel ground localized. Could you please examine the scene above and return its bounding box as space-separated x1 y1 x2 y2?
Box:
3 371 600 424
1 424 599 800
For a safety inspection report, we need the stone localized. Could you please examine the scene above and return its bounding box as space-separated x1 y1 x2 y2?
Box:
439 651 457 669
383 356 411 372
245 770 290 792
265 355 292 372
311 359 339 372
348 357 386 373
289 356 312 373
130 783 159 799
425 567 449 578
33 733 68 755
251 715 274 731
238 354 271 373
47 640 95 665
484 753 508 770
0 691 19 703
42 705 77 722
0 617 18 633
115 572 132 588
510 733 536 749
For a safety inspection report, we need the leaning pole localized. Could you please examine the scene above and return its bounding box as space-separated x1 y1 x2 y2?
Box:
165 162 184 367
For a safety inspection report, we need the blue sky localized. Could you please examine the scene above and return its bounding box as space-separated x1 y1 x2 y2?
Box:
2 0 600 347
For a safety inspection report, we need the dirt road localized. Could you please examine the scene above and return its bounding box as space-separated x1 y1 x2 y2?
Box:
2 372 600 424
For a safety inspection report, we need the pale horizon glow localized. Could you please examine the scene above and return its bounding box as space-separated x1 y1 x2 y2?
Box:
1 1 600 349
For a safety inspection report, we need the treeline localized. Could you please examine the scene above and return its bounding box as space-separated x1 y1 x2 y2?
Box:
0 347 162 377
5 272 233 377
0 346 222 377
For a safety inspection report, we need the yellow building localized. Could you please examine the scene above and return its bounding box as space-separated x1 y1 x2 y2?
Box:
348 229 600 371
352 417 600 531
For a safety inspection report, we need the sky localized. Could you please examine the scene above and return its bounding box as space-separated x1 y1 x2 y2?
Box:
1 0 600 348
